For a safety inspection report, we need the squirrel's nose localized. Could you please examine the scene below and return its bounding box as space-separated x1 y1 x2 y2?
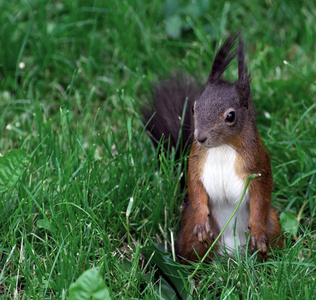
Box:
195 132 207 144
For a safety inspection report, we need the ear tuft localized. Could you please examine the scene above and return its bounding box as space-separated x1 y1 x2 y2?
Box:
237 34 251 108
236 78 250 109
207 33 238 83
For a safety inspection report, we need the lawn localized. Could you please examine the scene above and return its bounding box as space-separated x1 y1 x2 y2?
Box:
0 0 315 299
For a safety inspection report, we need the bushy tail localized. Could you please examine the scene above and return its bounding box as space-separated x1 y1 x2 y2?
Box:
142 75 203 159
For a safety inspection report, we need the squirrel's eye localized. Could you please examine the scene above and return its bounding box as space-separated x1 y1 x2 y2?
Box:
225 111 235 123
191 105 194 115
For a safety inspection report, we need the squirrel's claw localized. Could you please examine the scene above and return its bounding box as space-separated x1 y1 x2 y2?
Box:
193 221 212 243
250 233 269 260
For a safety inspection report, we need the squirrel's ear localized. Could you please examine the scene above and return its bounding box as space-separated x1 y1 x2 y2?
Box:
236 34 251 109
207 33 238 83
236 76 250 109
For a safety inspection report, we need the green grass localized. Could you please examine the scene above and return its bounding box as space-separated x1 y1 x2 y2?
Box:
0 0 315 298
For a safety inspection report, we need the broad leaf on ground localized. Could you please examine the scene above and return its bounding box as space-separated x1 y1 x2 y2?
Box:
68 268 111 300
280 211 299 238
0 149 30 192
142 244 194 300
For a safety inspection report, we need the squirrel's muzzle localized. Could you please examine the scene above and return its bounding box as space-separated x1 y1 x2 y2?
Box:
195 131 207 144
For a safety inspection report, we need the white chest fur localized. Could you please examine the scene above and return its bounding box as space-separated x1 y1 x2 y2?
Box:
201 145 250 254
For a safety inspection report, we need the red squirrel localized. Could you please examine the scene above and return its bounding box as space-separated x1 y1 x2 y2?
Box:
144 34 283 263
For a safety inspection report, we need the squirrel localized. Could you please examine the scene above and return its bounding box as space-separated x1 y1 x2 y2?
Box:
143 33 283 264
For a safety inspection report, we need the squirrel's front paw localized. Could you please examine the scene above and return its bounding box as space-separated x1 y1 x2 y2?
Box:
193 219 213 243
250 232 268 260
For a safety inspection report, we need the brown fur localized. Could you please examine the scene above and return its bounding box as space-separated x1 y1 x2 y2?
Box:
176 195 220 264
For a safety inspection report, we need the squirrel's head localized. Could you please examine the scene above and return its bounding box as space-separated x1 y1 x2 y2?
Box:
193 33 252 149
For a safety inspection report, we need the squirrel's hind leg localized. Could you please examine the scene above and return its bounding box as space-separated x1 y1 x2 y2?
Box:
266 207 284 249
175 197 217 264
